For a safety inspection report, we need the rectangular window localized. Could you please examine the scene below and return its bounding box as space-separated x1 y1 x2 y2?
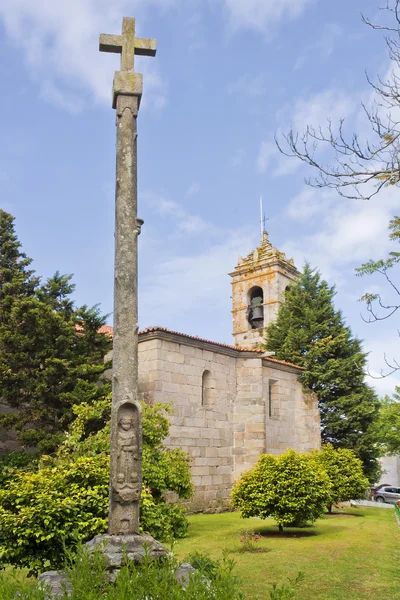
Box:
268 379 278 419
268 381 273 418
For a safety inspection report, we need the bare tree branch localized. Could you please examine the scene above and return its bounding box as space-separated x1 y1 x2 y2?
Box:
277 1 400 200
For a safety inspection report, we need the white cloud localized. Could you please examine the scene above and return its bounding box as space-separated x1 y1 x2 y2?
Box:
285 188 332 221
0 0 168 112
284 89 356 135
140 226 255 338
257 89 356 177
283 185 399 279
221 0 314 34
257 139 301 176
143 191 213 235
0 0 316 113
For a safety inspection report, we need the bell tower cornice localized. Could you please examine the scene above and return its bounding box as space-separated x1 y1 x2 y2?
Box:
229 231 299 278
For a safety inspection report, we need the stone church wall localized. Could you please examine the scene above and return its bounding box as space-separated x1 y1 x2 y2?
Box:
138 329 321 513
138 332 236 512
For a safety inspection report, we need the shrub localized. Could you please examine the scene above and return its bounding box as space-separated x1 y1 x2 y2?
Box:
0 396 193 572
231 449 332 531
0 451 38 487
0 546 246 600
313 444 369 512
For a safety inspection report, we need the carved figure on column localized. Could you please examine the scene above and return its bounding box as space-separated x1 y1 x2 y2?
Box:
112 403 140 505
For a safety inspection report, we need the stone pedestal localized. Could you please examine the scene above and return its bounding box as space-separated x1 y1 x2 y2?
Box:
38 533 169 597
85 533 169 577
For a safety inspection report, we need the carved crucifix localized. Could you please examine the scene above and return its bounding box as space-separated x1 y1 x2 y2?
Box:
99 18 156 536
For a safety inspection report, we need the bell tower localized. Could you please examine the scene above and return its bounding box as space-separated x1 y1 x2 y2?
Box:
229 231 299 349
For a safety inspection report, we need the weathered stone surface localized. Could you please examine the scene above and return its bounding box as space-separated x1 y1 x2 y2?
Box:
37 571 71 598
174 562 197 586
84 534 168 569
99 17 156 537
230 230 299 349
137 327 321 512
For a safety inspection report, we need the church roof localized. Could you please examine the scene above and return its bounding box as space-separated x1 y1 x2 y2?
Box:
99 324 302 370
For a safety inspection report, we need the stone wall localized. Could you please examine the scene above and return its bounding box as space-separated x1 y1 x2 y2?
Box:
378 455 400 487
138 332 236 512
138 329 321 512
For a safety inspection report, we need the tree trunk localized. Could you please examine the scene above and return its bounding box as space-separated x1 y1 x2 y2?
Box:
278 524 283 533
328 505 332 514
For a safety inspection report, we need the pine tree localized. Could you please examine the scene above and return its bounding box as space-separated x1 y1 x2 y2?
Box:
0 211 112 452
265 264 380 480
0 210 38 311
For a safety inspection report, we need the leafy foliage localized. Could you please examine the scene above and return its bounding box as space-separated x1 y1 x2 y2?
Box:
0 396 193 572
269 572 305 600
264 264 380 480
231 449 332 530
0 451 38 487
372 388 400 455
313 445 369 511
0 210 112 452
0 545 247 600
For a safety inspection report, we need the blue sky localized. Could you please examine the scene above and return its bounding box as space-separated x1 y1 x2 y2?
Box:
0 0 399 396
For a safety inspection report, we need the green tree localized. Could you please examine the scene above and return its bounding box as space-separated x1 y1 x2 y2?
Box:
0 396 193 572
0 211 112 452
231 449 331 532
373 388 400 454
264 264 380 480
0 209 38 309
313 444 369 512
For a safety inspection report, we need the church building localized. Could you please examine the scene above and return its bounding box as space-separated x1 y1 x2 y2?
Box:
136 231 321 512
0 231 321 511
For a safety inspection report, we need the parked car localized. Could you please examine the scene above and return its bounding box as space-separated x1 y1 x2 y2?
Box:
373 486 400 504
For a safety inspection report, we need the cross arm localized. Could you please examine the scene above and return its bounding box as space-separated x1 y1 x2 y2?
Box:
134 38 157 57
99 34 123 54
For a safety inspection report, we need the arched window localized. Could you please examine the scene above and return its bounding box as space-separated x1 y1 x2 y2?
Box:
247 286 264 329
202 370 213 406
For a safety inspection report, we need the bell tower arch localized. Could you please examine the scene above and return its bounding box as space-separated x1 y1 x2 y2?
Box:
229 231 299 349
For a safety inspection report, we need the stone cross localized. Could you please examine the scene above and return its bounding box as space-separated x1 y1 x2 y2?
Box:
99 17 156 536
100 17 156 73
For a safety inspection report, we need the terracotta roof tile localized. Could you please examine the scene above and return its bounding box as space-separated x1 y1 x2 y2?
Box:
95 325 301 369
98 325 114 338
139 326 302 369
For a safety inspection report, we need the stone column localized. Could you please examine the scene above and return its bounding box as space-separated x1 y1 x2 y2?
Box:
99 14 156 539
109 91 143 536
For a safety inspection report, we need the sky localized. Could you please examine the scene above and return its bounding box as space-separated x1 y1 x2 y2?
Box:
0 0 400 397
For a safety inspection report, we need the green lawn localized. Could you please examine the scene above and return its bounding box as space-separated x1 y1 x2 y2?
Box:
173 508 400 600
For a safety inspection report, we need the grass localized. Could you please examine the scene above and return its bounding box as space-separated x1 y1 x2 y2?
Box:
2 508 399 599
173 508 400 600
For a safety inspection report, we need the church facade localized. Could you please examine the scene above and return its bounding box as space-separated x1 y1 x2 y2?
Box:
137 232 321 512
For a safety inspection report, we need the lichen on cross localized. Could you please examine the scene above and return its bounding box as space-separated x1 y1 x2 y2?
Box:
99 17 156 72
